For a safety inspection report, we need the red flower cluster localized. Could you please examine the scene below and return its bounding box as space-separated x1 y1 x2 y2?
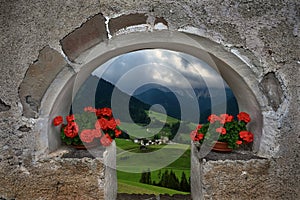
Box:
80 107 121 146
239 131 254 143
208 114 234 124
207 114 220 123
53 116 63 126
53 107 121 147
100 133 113 146
80 129 102 143
190 125 204 141
64 115 79 138
216 127 226 135
191 111 254 149
53 115 79 138
84 106 97 113
237 112 251 123
220 114 234 124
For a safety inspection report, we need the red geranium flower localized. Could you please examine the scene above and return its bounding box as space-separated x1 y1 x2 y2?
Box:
102 108 112 117
84 106 96 113
100 134 113 146
115 129 122 137
197 133 204 141
208 114 220 123
216 127 227 135
220 114 234 124
239 131 248 138
95 118 108 130
95 109 102 117
196 124 202 130
92 129 102 138
66 114 75 123
190 130 198 141
219 114 227 124
236 140 243 145
53 116 63 126
80 129 95 143
96 108 112 117
246 133 254 143
225 115 234 123
237 112 251 123
115 119 121 126
239 131 254 143
107 119 117 130
64 122 79 138
190 130 204 141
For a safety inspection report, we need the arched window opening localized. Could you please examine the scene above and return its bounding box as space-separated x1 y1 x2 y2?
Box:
38 31 264 199
71 49 240 196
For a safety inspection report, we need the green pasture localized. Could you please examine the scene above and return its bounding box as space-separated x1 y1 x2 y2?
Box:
115 138 191 194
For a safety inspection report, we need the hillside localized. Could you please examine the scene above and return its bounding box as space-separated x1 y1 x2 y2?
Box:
73 76 239 125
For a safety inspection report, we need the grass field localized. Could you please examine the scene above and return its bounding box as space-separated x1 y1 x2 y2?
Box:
118 180 189 195
146 110 180 124
115 138 191 194
118 110 197 144
118 110 180 139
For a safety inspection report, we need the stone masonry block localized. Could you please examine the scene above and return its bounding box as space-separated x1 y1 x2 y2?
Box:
0 158 104 199
60 13 107 62
201 159 271 199
0 98 11 112
109 13 148 35
259 72 283 111
19 46 68 118
154 17 168 27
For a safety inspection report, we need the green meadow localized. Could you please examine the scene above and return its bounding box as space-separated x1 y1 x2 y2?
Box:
115 139 191 194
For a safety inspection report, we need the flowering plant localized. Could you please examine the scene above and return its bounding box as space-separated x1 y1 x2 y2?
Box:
190 112 254 149
53 107 122 147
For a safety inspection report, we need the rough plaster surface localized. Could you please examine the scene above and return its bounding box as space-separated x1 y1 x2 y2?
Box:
201 159 272 199
109 13 148 35
0 157 104 199
61 13 108 61
19 46 68 118
259 72 284 111
0 0 299 199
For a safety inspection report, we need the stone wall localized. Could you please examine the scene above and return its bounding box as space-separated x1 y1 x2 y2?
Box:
1 0 299 199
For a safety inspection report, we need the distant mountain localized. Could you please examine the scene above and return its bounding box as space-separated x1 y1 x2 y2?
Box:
72 75 151 124
133 86 181 119
133 83 239 123
72 76 239 124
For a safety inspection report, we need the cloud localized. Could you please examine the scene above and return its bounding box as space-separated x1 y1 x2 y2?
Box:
92 49 228 93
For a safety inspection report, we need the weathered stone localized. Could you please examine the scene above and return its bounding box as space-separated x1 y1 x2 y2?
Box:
60 13 107 62
237 0 285 18
204 151 264 161
109 13 148 35
0 158 104 199
17 125 31 132
0 99 10 112
201 159 271 199
154 17 168 27
259 72 284 111
18 46 68 118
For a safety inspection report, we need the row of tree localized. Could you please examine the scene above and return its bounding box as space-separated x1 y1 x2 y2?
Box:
139 169 190 192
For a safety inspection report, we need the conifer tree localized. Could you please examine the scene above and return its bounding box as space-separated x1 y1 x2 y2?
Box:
180 171 190 192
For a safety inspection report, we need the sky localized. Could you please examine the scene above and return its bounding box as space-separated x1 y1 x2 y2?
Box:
91 49 229 95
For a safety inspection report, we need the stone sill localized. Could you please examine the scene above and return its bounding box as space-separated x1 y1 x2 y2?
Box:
46 144 106 160
203 150 266 162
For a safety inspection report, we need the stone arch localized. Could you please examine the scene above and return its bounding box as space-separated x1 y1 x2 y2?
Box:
35 30 265 159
